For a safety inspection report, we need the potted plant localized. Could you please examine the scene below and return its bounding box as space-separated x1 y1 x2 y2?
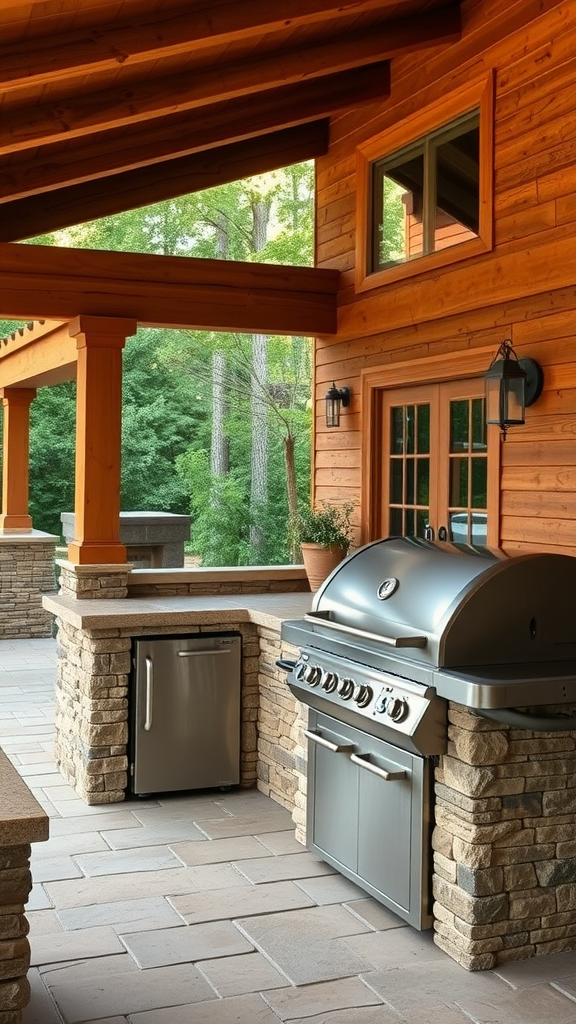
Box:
293 501 354 591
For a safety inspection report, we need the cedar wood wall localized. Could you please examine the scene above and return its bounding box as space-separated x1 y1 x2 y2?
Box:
313 0 576 556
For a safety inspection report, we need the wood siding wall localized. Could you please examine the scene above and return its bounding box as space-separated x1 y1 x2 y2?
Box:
314 0 576 555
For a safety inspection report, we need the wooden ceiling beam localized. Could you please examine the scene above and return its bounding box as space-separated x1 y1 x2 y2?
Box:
0 122 330 241
0 242 339 336
1 0 413 91
0 64 390 205
1 9 460 156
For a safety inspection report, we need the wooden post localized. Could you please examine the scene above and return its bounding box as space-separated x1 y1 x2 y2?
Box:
0 387 36 530
67 316 137 565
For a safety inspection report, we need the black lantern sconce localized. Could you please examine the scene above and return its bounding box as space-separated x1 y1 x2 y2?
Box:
325 382 351 428
485 339 543 438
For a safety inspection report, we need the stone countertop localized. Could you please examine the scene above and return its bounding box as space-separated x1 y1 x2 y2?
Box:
0 747 49 846
43 591 313 631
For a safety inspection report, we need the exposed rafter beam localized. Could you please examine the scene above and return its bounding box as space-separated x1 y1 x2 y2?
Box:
0 243 339 336
0 122 330 241
0 64 389 205
1 9 461 156
1 0 415 91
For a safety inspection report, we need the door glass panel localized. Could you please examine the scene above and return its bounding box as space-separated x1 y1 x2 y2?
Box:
406 459 415 504
390 508 403 535
406 406 415 454
472 398 487 450
450 400 469 451
449 458 469 507
417 461 429 505
471 458 487 509
405 509 415 537
390 459 403 504
391 407 404 454
417 404 430 453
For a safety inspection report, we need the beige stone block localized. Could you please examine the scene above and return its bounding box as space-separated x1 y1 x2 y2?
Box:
104 772 127 791
449 729 509 766
530 924 576 944
435 804 521 846
448 707 506 732
433 929 496 971
79 721 128 746
533 936 576 957
432 874 508 926
442 756 524 798
509 889 556 918
434 852 457 882
452 837 492 868
492 843 555 865
502 862 538 890
0 975 30 1011
493 945 535 965
431 825 454 858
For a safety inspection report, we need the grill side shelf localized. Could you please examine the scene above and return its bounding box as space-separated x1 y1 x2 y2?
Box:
303 614 427 649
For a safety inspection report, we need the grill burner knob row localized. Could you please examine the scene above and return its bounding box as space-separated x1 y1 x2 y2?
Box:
353 684 373 708
386 696 409 723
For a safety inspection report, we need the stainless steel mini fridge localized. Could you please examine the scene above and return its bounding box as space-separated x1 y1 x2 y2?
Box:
130 633 241 796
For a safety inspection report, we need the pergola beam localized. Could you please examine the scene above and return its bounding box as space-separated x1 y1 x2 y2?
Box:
0 243 339 335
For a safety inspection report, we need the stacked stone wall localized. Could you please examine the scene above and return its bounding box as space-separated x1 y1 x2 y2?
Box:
0 536 57 639
0 845 32 1023
433 702 576 970
127 578 309 597
255 626 308 841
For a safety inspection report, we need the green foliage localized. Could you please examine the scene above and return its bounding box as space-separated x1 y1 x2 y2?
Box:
292 501 355 550
29 382 76 537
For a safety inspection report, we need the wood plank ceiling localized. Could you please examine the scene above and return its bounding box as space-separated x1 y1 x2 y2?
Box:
0 0 462 242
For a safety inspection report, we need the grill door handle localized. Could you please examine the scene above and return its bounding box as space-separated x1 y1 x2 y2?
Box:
144 657 153 731
177 649 231 657
350 752 406 781
304 730 355 754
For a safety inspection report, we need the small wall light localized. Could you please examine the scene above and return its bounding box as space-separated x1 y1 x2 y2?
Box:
325 382 350 428
485 339 543 437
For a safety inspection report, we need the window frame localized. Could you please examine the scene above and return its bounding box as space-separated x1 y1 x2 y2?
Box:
356 73 494 293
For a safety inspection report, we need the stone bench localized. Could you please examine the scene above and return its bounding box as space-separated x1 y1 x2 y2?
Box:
0 748 49 1023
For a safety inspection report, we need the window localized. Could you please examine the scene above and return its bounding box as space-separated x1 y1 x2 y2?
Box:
371 111 480 273
356 75 494 291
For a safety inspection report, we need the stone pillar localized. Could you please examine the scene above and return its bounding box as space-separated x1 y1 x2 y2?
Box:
0 388 36 531
0 533 57 639
67 316 137 566
433 702 576 970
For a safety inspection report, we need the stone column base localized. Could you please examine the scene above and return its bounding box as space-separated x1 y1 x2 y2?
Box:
0 531 57 639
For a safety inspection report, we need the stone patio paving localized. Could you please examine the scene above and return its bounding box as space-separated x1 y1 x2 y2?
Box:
2 637 576 1023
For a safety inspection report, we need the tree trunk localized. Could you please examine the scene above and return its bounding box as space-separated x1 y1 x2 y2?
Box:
284 431 300 562
211 212 229 478
249 197 271 557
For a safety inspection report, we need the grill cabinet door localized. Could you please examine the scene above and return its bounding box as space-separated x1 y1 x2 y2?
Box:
306 710 432 930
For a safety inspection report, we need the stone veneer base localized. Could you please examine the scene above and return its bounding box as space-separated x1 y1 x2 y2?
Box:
0 532 57 639
433 702 576 969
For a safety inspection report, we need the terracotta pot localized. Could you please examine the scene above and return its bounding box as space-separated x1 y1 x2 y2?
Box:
301 542 347 591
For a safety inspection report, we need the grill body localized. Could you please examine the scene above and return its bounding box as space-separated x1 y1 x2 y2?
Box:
280 537 576 929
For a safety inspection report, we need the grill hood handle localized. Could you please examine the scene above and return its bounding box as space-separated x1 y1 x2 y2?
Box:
304 614 427 649
476 708 576 732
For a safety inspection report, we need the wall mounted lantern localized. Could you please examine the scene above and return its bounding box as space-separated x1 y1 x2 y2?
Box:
485 339 543 437
325 382 351 428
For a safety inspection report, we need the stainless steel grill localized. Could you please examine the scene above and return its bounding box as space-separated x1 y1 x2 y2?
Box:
278 536 576 929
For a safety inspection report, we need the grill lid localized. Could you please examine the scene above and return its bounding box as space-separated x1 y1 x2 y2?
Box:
310 536 576 670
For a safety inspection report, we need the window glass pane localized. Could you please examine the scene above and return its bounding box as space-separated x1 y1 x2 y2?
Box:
417 404 430 453
450 400 469 452
390 459 403 504
406 406 415 454
391 407 404 454
390 508 403 536
472 398 487 451
405 509 415 537
417 459 429 505
471 458 487 510
449 457 468 507
434 119 479 251
406 458 415 505
375 150 424 269
471 513 488 545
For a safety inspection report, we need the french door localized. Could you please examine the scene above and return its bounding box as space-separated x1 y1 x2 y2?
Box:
380 378 492 544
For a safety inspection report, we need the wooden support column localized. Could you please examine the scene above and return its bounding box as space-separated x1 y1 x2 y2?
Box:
0 387 36 530
67 315 137 565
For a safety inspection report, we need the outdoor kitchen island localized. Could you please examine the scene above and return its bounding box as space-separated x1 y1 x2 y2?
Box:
43 561 576 972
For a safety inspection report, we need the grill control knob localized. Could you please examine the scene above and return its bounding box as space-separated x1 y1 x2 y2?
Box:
353 684 373 708
386 696 409 723
337 677 354 700
304 664 322 687
321 671 338 693
294 660 308 681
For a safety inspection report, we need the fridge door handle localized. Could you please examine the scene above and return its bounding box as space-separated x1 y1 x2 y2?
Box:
177 649 231 657
144 656 153 731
